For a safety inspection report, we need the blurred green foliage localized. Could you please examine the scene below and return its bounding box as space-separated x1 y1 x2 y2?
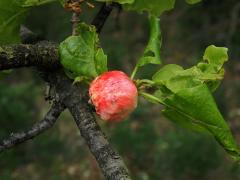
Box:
1 0 240 179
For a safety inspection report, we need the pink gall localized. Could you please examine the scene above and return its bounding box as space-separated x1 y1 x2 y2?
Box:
89 71 138 121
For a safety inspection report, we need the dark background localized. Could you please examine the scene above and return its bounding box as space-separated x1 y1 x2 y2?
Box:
0 0 240 179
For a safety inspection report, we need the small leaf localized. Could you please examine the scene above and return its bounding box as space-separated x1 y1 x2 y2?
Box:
59 23 108 79
199 45 228 91
202 45 228 71
131 16 161 79
137 16 162 67
59 36 97 78
95 48 108 74
153 45 229 92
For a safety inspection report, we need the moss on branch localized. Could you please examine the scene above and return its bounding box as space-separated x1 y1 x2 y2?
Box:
0 42 60 70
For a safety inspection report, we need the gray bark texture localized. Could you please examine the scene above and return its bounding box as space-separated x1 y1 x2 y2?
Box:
45 71 131 180
0 42 60 70
0 3 131 179
0 43 131 180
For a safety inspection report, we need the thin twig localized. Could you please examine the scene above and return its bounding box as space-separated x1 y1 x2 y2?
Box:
72 12 81 35
0 102 65 152
91 3 117 33
0 2 130 177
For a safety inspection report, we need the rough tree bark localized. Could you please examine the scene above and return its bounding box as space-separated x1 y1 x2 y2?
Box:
0 3 131 179
45 70 131 179
0 43 60 70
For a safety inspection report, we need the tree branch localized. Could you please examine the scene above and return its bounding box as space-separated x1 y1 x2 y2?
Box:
0 2 118 71
0 42 60 70
69 101 131 180
0 7 130 177
72 12 81 35
91 3 118 33
0 102 65 152
44 71 131 180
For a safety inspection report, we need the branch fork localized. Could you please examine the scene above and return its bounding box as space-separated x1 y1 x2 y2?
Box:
0 3 131 180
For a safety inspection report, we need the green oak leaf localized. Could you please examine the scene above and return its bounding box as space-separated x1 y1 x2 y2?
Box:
137 16 161 67
59 23 108 79
199 45 228 91
153 45 228 92
202 45 228 71
124 0 176 16
148 45 240 159
131 16 161 79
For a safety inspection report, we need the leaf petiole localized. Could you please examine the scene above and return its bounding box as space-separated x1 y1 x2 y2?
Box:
139 91 165 105
130 66 138 80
